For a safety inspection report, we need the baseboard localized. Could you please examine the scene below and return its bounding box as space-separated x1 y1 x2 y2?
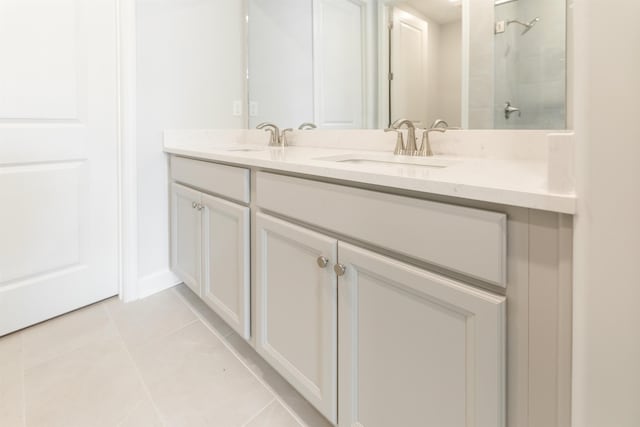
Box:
137 269 181 299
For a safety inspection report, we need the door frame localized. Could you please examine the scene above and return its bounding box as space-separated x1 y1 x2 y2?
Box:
117 0 139 302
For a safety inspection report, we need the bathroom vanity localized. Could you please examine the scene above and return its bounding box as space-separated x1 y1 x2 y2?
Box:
164 132 574 427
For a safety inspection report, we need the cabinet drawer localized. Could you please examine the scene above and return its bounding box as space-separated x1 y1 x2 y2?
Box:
170 156 250 204
256 172 507 286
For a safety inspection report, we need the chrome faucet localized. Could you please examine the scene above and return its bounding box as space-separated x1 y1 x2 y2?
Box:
419 126 447 157
384 127 405 155
430 119 449 129
256 122 280 146
298 122 317 130
280 128 293 147
504 101 521 119
391 118 418 155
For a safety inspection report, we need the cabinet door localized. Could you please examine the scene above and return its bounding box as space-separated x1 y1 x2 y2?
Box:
201 193 250 339
170 183 202 296
338 242 506 427
256 213 338 423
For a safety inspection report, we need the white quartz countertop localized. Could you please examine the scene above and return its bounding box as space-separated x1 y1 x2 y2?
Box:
164 142 576 214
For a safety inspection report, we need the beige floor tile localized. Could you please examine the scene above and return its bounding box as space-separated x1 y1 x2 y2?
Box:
0 332 25 426
104 289 196 350
224 333 332 427
131 321 274 427
21 302 118 370
24 337 147 427
117 396 164 427
174 284 234 338
244 401 303 427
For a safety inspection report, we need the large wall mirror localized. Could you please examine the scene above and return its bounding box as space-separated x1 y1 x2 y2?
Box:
247 0 567 130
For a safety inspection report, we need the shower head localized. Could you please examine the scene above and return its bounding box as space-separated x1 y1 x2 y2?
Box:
507 16 541 35
521 17 540 34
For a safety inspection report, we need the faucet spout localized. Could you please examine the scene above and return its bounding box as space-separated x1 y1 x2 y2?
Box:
256 122 281 146
391 118 418 155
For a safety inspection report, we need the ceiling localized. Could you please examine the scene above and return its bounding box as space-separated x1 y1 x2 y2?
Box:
402 0 462 24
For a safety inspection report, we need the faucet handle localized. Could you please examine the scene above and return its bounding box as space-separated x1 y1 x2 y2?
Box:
298 122 317 130
280 128 293 147
418 127 447 157
385 128 405 155
256 122 281 146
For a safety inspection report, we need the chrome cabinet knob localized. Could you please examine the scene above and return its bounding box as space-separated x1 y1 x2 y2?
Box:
192 202 197 209
334 263 346 276
197 204 204 211
317 256 329 268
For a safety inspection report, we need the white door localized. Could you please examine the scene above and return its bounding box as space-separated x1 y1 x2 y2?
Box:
390 7 429 127
338 242 506 427
0 0 120 336
201 193 250 339
170 183 202 297
313 0 367 129
255 213 338 423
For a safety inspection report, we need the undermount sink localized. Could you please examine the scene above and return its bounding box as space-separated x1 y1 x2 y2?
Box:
314 153 457 169
224 147 266 152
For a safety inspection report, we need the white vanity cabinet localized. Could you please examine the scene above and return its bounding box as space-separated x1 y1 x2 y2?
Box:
338 242 505 427
170 157 251 338
255 215 505 427
255 213 338 423
170 182 202 296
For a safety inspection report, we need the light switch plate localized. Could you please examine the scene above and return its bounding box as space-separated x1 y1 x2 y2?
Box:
233 100 242 116
495 20 506 33
249 101 259 117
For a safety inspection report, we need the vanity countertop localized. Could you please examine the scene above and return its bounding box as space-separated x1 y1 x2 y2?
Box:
164 142 576 214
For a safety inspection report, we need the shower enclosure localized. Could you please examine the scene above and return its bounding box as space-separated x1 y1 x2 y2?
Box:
493 0 566 129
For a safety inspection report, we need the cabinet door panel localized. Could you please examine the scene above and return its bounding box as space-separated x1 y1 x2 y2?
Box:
201 193 250 339
170 183 202 295
256 213 338 423
338 242 505 427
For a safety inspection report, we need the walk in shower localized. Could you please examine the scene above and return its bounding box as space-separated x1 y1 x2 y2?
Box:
493 0 566 129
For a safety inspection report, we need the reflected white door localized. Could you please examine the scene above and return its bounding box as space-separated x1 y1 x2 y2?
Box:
390 7 429 127
313 0 367 129
0 0 119 335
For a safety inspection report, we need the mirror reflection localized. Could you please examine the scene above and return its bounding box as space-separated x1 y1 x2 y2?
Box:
248 0 566 130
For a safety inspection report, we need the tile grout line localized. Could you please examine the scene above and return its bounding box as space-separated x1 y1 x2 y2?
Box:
239 397 276 427
20 332 26 427
172 287 307 427
101 302 168 426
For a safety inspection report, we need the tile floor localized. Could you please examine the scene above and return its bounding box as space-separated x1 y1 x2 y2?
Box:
0 285 332 427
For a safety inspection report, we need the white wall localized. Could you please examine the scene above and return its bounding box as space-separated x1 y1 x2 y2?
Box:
136 0 245 295
466 0 494 128
439 20 462 127
248 0 314 129
572 0 640 426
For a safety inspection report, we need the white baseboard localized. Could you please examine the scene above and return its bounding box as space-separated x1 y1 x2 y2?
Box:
137 269 181 299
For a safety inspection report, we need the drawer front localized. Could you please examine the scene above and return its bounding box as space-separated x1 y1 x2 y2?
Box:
170 156 250 204
256 172 507 286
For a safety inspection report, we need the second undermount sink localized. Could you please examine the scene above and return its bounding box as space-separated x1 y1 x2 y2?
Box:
224 147 266 152
314 153 457 169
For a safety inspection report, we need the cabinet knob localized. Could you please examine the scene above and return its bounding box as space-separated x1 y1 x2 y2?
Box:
192 202 197 209
334 263 346 276
316 256 329 268
197 204 204 211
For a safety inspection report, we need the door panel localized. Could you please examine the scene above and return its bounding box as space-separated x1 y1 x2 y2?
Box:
391 7 429 127
338 242 506 427
170 183 202 296
255 213 338 423
0 0 119 336
313 0 366 128
201 193 250 339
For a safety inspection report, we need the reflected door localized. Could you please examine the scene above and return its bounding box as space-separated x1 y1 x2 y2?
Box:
0 0 119 335
313 0 367 129
390 7 429 128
